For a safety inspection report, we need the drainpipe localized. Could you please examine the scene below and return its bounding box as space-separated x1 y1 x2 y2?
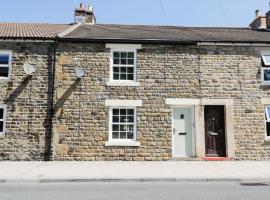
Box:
45 40 57 161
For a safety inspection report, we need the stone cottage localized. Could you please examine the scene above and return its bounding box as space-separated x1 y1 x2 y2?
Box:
1 4 270 161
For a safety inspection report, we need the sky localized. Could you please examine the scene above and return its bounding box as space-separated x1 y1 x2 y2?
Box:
0 0 269 27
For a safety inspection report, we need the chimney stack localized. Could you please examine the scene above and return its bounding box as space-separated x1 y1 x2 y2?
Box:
74 2 96 25
249 9 267 30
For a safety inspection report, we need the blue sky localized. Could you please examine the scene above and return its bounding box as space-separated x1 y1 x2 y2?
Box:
0 0 269 27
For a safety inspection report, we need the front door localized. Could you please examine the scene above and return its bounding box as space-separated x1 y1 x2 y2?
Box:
204 105 226 157
173 107 193 157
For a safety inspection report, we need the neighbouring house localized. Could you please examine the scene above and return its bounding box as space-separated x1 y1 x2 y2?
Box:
1 4 270 161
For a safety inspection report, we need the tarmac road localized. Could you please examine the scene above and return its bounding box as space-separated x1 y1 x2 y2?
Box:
0 182 270 200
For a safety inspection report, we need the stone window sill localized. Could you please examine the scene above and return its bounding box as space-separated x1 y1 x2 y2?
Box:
106 81 140 87
105 141 140 147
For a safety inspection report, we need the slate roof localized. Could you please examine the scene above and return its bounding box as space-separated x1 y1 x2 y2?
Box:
1 23 270 43
62 24 270 43
0 23 72 39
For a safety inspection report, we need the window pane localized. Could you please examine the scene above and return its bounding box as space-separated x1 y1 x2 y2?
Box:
128 59 134 65
265 106 270 121
127 74 134 80
127 109 134 115
264 69 270 81
120 74 126 80
127 131 134 139
263 55 270 66
121 59 127 65
128 52 134 59
127 67 134 73
0 109 3 119
0 55 9 65
120 116 127 123
267 122 270 137
120 67 126 73
120 52 127 58
113 116 119 123
113 67 120 72
112 132 119 139
113 109 119 115
127 116 134 123
0 67 9 77
113 73 119 80
0 121 3 132
120 125 126 131
120 132 126 139
120 109 126 115
113 59 119 65
113 52 120 58
112 125 119 131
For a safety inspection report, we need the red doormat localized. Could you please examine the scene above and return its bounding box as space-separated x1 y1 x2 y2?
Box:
204 157 231 161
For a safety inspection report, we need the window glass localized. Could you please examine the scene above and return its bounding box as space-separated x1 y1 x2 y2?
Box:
0 55 9 65
0 67 9 77
263 69 270 82
267 122 270 137
0 121 3 133
266 106 270 121
0 109 3 119
111 108 135 140
262 54 270 66
0 108 4 133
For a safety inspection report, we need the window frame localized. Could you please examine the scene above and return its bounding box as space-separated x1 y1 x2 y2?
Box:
106 44 141 87
0 50 12 80
108 107 137 142
0 105 7 135
110 50 137 82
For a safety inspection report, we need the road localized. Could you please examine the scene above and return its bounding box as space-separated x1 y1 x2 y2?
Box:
0 182 270 200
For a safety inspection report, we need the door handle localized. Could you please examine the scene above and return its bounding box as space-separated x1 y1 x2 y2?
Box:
179 132 187 135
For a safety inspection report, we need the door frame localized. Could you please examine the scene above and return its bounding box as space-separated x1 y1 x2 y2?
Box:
172 106 196 158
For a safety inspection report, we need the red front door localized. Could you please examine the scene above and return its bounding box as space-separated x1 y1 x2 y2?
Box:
204 105 226 157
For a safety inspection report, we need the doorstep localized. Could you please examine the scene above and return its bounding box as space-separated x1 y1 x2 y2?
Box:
204 157 231 161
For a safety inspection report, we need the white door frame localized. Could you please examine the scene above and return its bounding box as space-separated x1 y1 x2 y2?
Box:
172 106 196 158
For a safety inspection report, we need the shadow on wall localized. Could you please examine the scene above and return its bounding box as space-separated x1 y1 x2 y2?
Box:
4 76 32 109
54 78 81 115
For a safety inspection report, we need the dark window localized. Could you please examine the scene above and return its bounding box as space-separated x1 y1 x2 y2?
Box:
0 108 4 133
267 122 270 137
0 67 9 77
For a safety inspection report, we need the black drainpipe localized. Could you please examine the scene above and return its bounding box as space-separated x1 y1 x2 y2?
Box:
45 40 57 161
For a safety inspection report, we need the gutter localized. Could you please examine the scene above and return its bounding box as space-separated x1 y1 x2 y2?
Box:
45 40 58 161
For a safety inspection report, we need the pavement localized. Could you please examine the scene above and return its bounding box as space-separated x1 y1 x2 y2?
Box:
1 161 270 183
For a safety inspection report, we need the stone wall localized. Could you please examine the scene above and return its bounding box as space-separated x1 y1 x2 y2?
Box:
1 41 270 161
53 42 270 160
0 42 54 160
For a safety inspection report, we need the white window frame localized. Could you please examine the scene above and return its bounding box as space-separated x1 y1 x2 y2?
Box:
0 50 12 80
105 99 142 146
0 105 7 135
265 106 270 139
109 107 137 140
261 52 270 85
106 44 141 87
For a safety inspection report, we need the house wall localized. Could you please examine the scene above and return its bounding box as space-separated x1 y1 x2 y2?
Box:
0 42 54 160
53 42 270 160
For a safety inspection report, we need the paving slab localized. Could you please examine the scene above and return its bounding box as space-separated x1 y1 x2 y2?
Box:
0 161 270 182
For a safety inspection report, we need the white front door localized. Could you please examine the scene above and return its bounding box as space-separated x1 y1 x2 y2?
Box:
173 107 194 157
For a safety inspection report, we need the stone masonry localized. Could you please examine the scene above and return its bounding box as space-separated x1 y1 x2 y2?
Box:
0 42 54 160
1 41 270 161
51 42 270 161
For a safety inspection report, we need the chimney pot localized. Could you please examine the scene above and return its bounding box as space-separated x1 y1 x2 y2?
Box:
256 9 260 18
